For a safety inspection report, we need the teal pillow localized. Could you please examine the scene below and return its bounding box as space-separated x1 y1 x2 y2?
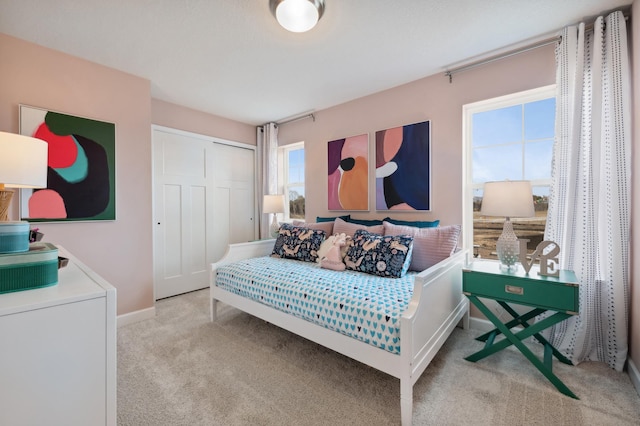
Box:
346 217 384 226
383 217 440 228
316 215 350 223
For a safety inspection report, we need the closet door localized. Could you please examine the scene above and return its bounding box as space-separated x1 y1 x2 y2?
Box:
211 142 256 262
153 126 256 300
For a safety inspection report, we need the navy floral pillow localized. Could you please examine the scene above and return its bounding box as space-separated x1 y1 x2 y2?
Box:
272 223 326 262
345 229 414 278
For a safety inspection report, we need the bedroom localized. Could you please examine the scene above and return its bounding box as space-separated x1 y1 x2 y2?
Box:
0 0 639 424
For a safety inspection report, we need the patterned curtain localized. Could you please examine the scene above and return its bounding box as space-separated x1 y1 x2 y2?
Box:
257 122 279 238
544 11 631 371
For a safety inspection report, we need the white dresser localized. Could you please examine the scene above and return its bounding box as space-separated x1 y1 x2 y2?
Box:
0 246 116 426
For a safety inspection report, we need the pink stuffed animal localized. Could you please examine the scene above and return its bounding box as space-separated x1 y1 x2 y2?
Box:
320 232 347 271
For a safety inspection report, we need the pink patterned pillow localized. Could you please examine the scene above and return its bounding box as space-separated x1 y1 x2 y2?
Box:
383 222 460 271
333 217 384 238
292 220 334 235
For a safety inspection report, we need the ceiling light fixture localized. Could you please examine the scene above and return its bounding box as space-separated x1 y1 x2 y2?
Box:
269 0 325 33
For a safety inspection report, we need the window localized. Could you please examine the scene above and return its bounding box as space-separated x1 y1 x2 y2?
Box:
463 86 555 259
280 142 305 221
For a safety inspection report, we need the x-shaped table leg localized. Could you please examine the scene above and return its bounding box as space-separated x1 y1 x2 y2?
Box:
465 295 578 399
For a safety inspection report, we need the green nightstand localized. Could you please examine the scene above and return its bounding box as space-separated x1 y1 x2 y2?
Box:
462 260 579 399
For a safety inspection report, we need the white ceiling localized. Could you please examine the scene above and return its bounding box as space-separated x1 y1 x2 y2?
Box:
0 0 632 125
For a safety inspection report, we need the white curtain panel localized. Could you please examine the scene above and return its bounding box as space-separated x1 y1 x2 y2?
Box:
544 11 631 371
257 122 279 238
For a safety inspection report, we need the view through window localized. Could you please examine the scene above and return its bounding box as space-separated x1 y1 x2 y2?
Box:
283 144 305 220
468 87 555 260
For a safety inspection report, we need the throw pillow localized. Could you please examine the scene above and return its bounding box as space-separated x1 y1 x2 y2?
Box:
333 217 384 237
345 229 414 278
346 217 384 226
272 223 326 263
316 215 350 223
383 217 440 228
383 222 461 271
292 220 334 235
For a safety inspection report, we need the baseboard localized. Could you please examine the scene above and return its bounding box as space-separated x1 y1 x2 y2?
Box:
117 306 156 328
628 357 640 397
469 316 499 333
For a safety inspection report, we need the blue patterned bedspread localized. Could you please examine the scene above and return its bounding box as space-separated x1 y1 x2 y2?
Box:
215 256 417 354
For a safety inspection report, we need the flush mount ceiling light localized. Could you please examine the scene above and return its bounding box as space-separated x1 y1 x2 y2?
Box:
269 0 325 33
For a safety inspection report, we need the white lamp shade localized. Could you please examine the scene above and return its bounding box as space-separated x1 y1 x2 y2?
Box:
263 194 285 214
481 180 535 218
0 132 48 188
271 0 324 33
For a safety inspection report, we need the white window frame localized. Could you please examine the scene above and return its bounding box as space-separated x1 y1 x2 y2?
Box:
462 85 555 255
278 141 305 222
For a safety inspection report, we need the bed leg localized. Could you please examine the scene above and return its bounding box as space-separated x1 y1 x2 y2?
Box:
462 307 470 330
210 298 218 322
400 379 413 426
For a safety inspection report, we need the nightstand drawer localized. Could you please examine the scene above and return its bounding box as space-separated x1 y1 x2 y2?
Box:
462 262 579 314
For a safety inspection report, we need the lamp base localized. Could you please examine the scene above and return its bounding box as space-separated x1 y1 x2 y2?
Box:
0 189 14 221
269 214 280 238
496 218 519 271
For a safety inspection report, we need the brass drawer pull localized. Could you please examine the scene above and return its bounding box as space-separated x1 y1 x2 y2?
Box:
505 285 524 295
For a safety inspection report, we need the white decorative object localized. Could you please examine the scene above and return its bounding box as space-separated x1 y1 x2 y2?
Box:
518 239 561 277
263 194 285 238
481 180 535 271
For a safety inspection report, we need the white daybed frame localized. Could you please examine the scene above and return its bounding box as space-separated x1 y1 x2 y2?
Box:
210 240 469 426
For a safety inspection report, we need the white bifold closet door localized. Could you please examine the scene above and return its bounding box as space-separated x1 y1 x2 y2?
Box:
153 126 256 300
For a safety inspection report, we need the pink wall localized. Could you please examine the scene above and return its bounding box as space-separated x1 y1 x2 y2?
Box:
0 33 255 316
278 44 556 227
151 99 255 145
0 33 153 315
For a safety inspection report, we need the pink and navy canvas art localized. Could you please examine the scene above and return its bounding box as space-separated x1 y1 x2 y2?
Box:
375 120 431 211
327 133 369 211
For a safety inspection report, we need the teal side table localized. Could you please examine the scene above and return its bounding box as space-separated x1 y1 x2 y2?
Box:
462 260 579 399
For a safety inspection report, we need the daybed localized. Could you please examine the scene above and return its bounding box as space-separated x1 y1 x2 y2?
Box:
210 219 469 426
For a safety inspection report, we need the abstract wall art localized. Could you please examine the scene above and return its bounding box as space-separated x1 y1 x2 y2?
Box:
375 120 431 211
19 105 116 221
327 133 368 211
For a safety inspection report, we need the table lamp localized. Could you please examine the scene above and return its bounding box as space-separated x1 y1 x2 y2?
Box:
263 194 285 238
480 180 535 271
0 131 48 253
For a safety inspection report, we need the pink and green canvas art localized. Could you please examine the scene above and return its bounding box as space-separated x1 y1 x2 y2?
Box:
19 105 116 222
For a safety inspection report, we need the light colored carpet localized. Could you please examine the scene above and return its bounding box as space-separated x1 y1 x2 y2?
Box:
118 289 640 425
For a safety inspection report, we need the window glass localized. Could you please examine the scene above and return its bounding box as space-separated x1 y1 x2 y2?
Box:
283 145 305 220
525 98 556 140
468 88 555 260
472 144 522 182
472 105 522 147
524 140 554 180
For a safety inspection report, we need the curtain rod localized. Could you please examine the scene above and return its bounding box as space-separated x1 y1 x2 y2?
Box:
277 113 315 126
444 36 559 83
260 113 315 129
444 10 630 83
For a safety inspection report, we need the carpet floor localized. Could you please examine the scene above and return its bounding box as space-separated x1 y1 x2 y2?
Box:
118 289 640 425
